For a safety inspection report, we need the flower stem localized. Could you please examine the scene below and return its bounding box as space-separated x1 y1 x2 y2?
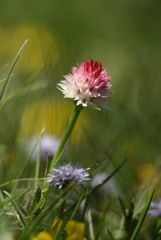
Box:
49 104 82 171
33 105 82 215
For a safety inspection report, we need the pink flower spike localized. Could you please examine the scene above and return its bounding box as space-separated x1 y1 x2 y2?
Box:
58 60 111 109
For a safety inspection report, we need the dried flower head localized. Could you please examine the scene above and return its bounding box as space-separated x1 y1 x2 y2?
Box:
148 200 161 218
58 60 111 109
47 164 90 189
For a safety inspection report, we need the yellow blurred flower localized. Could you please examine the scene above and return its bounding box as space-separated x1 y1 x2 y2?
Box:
50 219 85 240
33 219 85 240
137 163 159 185
32 232 53 240
18 98 89 144
66 220 85 240
0 25 59 73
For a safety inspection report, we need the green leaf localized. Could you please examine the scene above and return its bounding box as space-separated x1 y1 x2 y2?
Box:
21 190 71 239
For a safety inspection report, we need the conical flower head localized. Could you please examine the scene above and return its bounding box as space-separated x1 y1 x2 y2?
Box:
58 60 111 109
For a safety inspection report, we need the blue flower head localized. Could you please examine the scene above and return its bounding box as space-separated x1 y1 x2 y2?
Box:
47 164 90 189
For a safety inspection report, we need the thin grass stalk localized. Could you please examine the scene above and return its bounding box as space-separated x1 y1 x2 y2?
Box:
0 39 28 101
34 131 44 192
0 79 46 112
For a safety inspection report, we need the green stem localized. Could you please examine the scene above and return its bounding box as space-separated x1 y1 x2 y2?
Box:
33 105 82 215
49 104 82 171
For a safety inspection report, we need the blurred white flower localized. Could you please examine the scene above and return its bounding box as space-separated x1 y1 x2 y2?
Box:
148 200 161 218
0 233 12 240
28 135 60 161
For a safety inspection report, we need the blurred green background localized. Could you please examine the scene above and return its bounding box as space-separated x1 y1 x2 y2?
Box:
0 0 161 192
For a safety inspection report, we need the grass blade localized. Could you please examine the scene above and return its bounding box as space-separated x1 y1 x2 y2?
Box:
92 158 127 192
130 189 154 240
87 210 95 240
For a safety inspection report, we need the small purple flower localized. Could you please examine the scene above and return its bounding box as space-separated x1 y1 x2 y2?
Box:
28 135 60 161
148 200 161 218
47 164 90 189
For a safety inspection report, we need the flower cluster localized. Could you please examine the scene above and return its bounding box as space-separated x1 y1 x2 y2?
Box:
47 164 90 189
58 60 111 109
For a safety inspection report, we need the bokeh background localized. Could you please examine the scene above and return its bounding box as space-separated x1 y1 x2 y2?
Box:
0 0 161 193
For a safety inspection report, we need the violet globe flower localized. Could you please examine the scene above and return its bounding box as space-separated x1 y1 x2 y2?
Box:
47 164 90 189
58 60 111 109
